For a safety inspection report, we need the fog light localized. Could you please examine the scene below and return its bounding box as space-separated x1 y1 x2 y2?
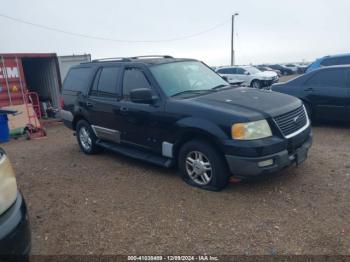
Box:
258 159 274 167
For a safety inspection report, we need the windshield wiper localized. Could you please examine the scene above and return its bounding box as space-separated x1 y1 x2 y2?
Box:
171 89 214 97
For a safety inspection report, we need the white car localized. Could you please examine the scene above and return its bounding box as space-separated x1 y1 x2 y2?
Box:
216 66 279 88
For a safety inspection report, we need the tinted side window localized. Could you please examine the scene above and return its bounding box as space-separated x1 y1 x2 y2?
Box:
305 69 347 87
227 68 237 74
321 57 339 66
97 67 121 97
337 56 350 65
90 69 101 96
122 68 152 98
236 68 246 74
63 67 95 92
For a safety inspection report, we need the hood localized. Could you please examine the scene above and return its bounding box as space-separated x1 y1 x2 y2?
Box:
188 87 301 120
256 71 277 78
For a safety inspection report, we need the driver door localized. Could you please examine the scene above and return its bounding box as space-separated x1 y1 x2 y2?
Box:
117 67 164 153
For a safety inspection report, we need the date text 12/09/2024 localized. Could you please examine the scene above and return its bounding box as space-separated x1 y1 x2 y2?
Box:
127 256 219 261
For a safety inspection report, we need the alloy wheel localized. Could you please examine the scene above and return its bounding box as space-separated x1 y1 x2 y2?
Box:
185 151 213 185
79 126 92 151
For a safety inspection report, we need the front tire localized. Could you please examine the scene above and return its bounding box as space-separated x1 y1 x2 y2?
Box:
178 140 229 191
251 80 261 89
76 120 100 154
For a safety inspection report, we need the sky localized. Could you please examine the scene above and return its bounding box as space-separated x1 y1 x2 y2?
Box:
0 0 349 66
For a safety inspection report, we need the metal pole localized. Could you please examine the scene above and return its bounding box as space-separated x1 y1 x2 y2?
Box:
231 15 234 66
231 13 239 66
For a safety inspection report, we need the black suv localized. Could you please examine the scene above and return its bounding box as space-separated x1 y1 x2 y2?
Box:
61 56 312 191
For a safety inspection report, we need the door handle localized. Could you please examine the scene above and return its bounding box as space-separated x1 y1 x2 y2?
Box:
120 106 129 112
86 102 94 107
304 88 314 92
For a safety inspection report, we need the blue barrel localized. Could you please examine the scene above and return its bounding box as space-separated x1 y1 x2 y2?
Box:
0 114 9 143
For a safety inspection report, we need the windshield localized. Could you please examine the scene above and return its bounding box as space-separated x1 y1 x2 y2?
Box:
150 61 228 97
245 66 261 74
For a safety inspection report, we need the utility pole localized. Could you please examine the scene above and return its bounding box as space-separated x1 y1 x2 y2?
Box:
231 13 239 66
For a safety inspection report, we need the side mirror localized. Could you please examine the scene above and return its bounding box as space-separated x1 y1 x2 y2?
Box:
221 76 228 81
244 71 250 75
130 88 155 104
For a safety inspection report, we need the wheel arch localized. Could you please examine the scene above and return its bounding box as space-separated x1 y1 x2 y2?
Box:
72 114 89 130
250 79 260 86
172 128 226 166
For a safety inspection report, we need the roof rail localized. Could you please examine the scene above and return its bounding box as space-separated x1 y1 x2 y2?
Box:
91 55 174 63
130 55 174 59
91 57 131 62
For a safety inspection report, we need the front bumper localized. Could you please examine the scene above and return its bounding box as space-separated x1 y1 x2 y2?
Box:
0 192 31 255
225 135 312 178
261 78 278 87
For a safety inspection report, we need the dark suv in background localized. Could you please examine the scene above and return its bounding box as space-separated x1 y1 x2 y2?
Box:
306 53 350 73
61 56 312 191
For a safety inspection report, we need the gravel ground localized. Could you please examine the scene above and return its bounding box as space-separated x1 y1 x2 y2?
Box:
2 122 350 255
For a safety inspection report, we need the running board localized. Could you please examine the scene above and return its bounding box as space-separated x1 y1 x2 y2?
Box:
96 141 174 168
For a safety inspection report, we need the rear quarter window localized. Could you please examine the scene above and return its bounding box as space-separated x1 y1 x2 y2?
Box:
63 67 96 92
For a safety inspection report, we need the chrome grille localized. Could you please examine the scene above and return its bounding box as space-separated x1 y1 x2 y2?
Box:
274 106 308 138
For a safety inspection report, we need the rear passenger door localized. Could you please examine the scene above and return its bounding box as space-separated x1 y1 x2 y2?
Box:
303 68 349 121
235 67 249 84
85 66 123 143
218 68 241 84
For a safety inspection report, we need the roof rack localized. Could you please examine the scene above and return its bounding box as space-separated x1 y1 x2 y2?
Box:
91 57 131 62
130 55 174 59
91 55 173 63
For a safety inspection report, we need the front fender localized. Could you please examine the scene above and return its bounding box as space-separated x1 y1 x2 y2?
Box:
176 117 229 140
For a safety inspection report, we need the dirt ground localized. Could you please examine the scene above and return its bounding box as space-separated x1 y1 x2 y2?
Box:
279 74 299 82
2 121 350 255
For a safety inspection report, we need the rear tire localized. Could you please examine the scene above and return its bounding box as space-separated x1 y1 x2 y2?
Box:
76 120 101 154
178 140 229 191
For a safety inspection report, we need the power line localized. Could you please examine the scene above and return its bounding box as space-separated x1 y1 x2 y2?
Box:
0 13 230 43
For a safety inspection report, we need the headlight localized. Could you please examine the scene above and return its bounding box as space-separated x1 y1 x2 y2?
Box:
232 119 272 140
0 149 17 215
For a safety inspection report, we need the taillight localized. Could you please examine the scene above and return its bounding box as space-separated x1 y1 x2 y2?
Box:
60 97 64 109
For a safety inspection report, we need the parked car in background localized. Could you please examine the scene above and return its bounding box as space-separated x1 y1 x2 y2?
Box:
272 65 350 121
268 64 294 75
0 147 30 255
306 53 350 73
284 64 299 74
216 66 278 88
256 65 282 77
296 64 309 74
61 56 312 191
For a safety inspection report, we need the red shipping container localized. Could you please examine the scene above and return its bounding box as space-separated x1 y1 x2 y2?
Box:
0 53 62 108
